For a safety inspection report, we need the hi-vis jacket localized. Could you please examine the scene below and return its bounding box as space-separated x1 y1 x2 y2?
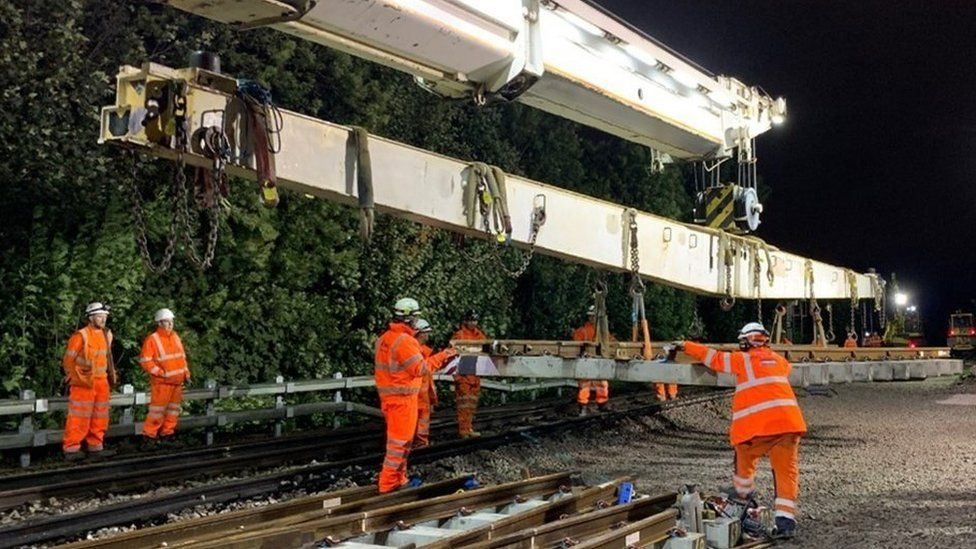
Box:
683 341 807 445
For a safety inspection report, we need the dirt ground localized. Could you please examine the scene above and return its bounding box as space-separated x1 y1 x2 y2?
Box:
417 378 976 547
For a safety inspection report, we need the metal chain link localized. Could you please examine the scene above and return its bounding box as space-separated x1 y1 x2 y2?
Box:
826 303 836 342
128 151 180 273
753 246 763 323
473 193 545 278
721 244 735 311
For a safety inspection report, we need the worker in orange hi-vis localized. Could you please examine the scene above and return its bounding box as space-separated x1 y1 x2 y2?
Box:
412 318 458 448
572 306 616 415
374 297 430 493
675 322 807 541
61 302 116 461
843 332 858 348
139 308 190 447
452 310 487 438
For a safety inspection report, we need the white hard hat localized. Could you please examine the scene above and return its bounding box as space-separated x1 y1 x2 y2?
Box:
587 305 596 316
85 302 110 316
739 322 769 339
393 297 422 317
415 318 432 333
154 308 176 322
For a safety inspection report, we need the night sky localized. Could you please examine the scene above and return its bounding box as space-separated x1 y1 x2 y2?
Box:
596 0 976 342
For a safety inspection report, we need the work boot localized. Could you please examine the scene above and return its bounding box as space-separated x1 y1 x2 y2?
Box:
460 431 482 439
64 451 86 463
578 404 589 417
140 437 159 451
159 435 183 449
597 402 610 412
87 449 117 461
772 516 797 540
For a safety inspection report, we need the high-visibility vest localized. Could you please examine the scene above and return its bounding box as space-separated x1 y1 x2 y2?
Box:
684 341 807 445
452 326 487 341
140 329 189 384
62 326 109 387
572 321 617 342
374 323 428 400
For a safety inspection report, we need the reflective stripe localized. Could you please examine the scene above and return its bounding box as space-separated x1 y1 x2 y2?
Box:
68 409 92 418
88 444 104 451
76 357 92 366
65 350 78 358
775 510 795 520
736 376 791 392
732 399 799 421
148 405 166 411
139 357 153 363
388 334 407 371
69 400 94 408
733 475 754 486
775 497 796 509
165 410 180 416
704 349 716 367
158 352 185 360
386 448 406 458
743 353 755 381
94 349 109 356
382 459 400 469
163 368 187 377
166 403 182 409
64 445 82 453
388 437 410 446
92 411 110 418
723 354 732 374
401 354 421 368
377 386 420 396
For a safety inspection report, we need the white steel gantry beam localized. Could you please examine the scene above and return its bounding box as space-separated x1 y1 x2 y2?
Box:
100 63 875 300
160 0 785 159
449 354 964 387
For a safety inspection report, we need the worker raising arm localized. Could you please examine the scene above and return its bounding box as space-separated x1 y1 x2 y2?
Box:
413 318 457 448
374 298 430 493
676 322 807 540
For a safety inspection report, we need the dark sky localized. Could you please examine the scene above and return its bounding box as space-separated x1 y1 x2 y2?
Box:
595 0 976 342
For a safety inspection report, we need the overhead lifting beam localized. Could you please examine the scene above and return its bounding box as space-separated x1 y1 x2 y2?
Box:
159 0 785 159
100 63 874 299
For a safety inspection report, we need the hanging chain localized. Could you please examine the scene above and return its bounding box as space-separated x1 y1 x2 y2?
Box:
128 151 180 273
752 246 763 323
847 271 858 339
128 81 223 272
825 303 836 342
720 239 735 311
687 305 705 340
470 193 546 278
627 209 648 328
172 84 221 271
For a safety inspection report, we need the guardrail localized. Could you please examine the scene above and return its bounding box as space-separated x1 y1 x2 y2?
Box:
0 375 576 467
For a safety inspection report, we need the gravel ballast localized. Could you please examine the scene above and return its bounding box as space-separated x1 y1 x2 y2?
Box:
417 378 976 548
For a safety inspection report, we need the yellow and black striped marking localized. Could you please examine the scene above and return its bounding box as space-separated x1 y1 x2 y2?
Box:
704 185 736 230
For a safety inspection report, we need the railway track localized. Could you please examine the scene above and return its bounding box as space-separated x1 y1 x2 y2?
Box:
0 390 731 547
62 473 678 549
0 395 573 512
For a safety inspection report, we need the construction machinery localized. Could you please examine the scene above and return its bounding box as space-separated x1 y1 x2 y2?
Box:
948 312 975 357
95 1 966 384
156 0 783 234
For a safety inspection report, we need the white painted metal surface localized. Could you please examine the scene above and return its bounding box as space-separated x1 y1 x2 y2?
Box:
162 0 784 158
450 354 965 386
100 63 872 299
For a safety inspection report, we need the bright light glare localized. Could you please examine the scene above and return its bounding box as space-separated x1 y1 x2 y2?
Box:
771 113 785 125
894 293 908 306
559 9 603 37
907 305 917 312
671 70 699 88
624 43 658 67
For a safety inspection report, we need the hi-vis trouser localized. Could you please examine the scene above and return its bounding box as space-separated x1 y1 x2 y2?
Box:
577 380 609 405
454 375 480 436
143 382 184 438
733 433 801 521
379 395 419 493
63 379 110 454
